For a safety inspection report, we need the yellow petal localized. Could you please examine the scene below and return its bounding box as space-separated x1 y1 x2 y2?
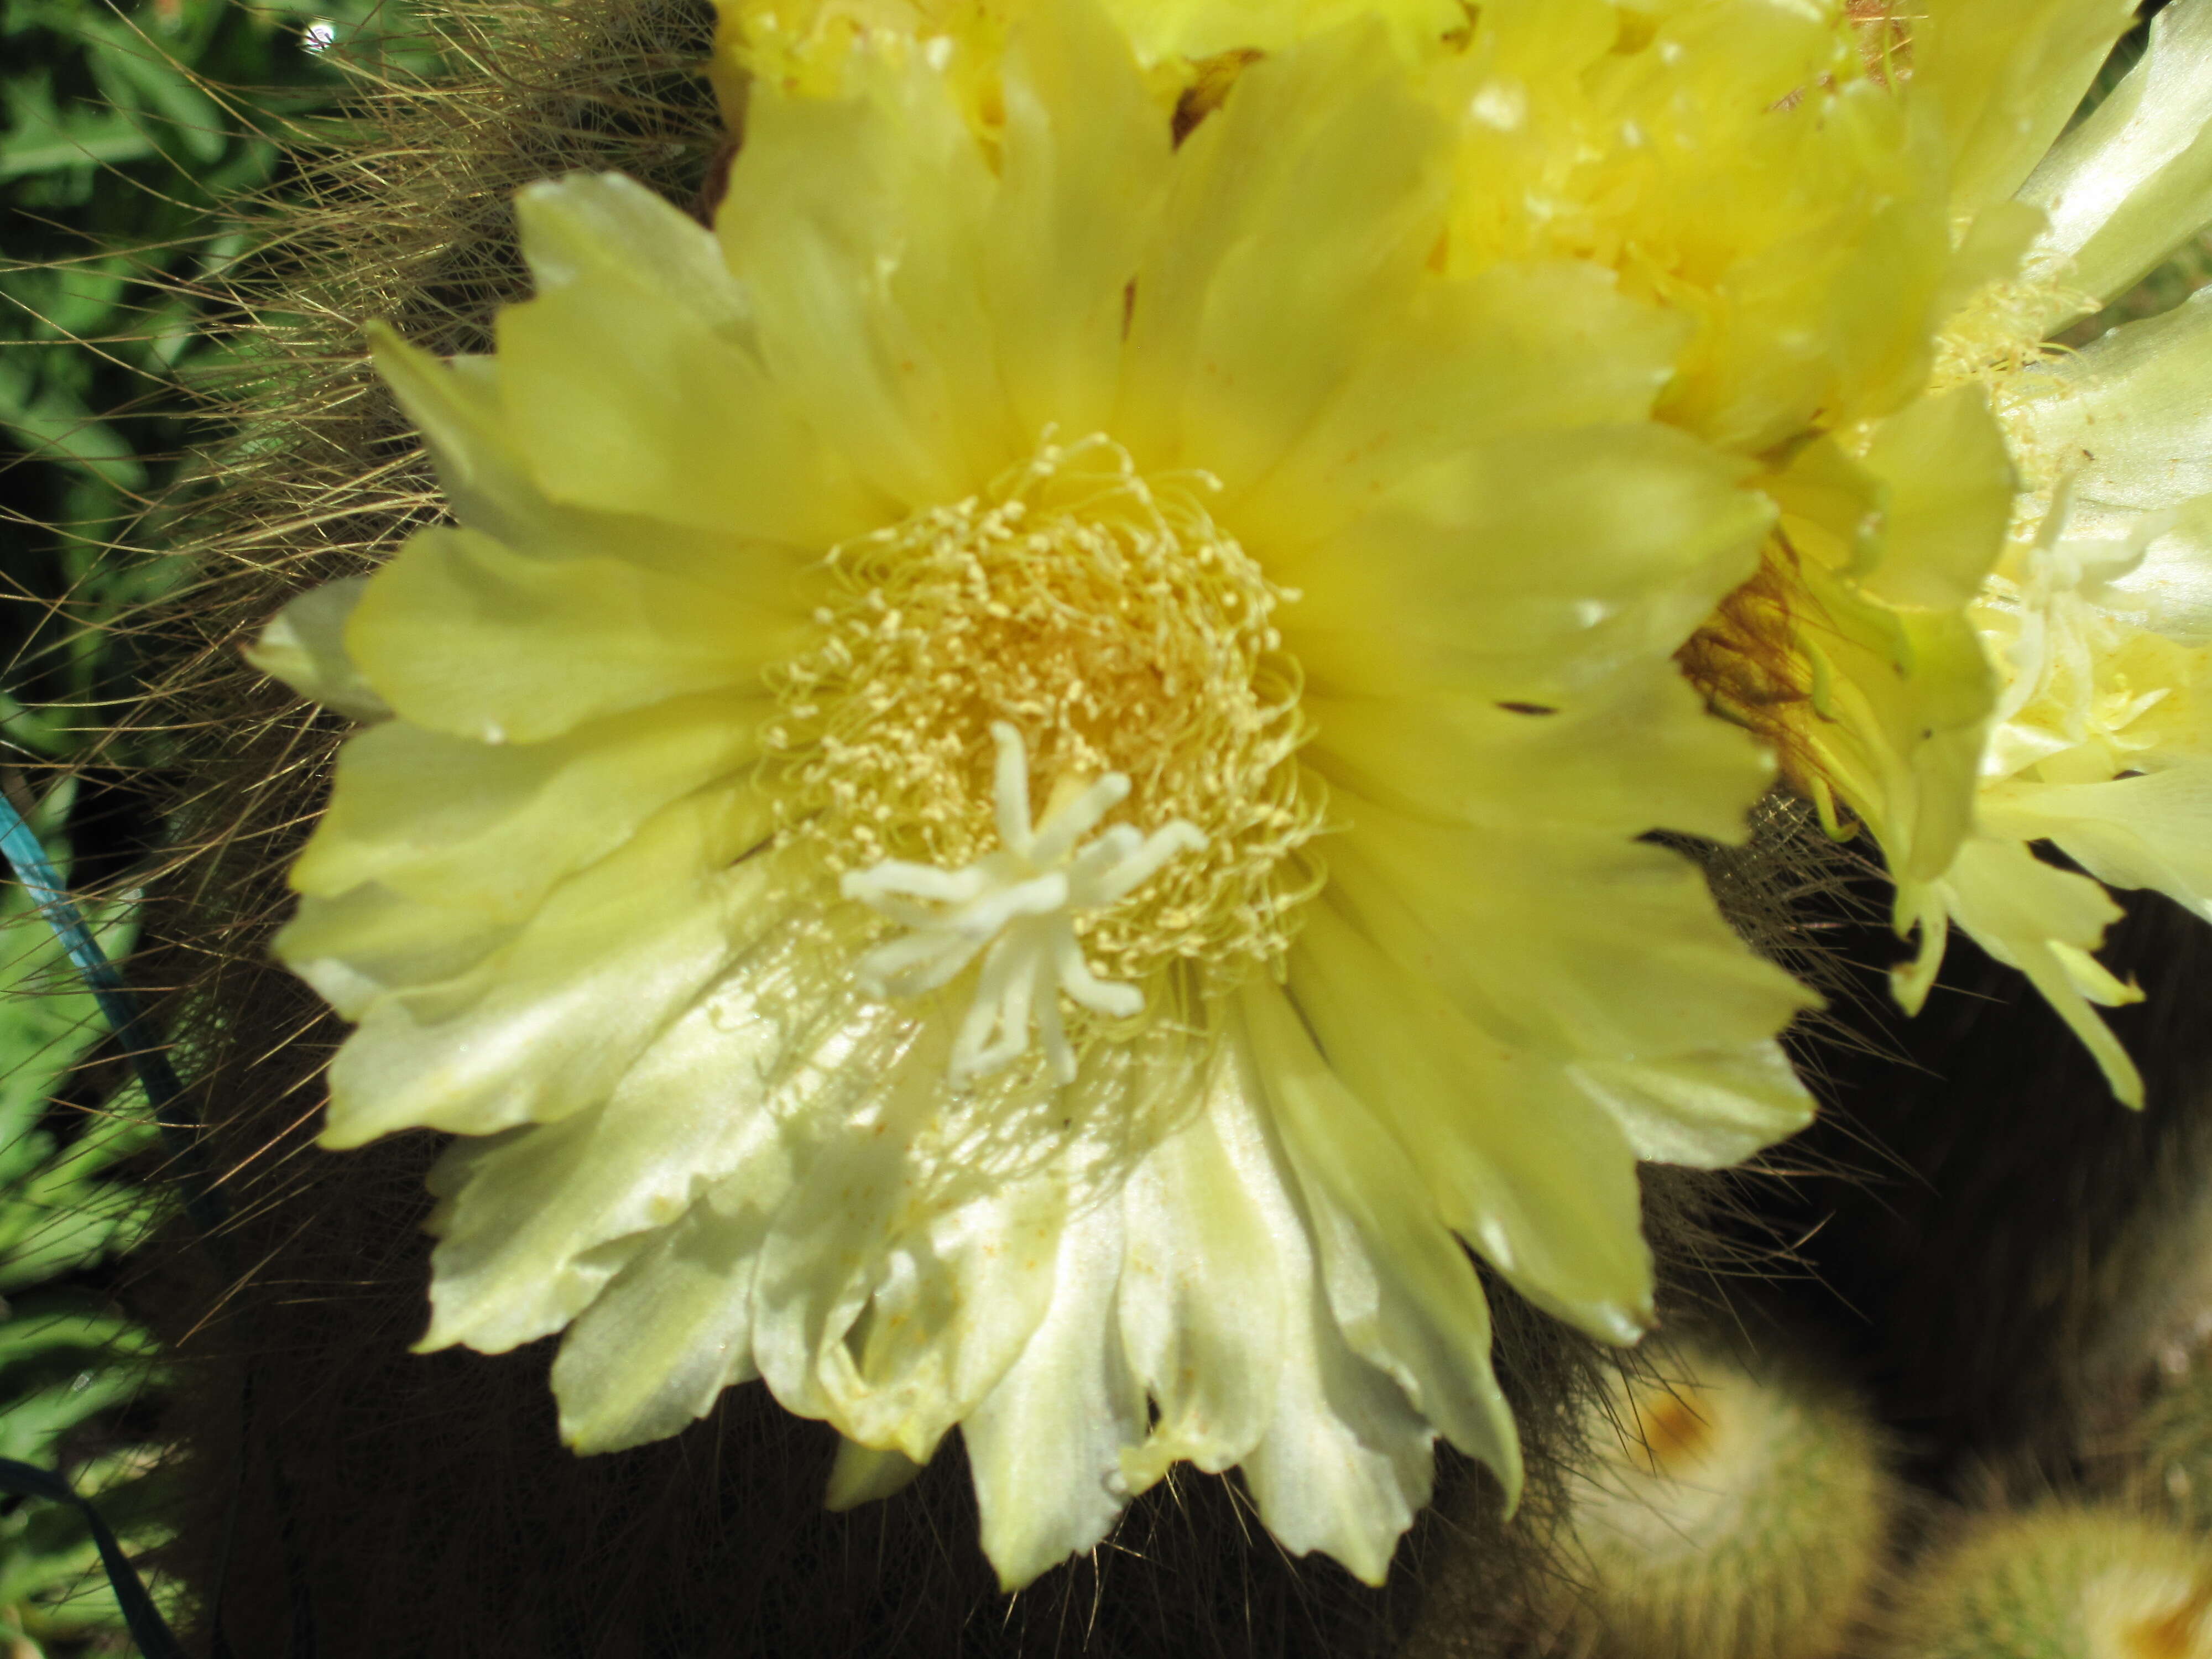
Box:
747 1074 1065 1460
243 578 391 722
1193 1019 1437 1588
1915 0 2135 213
1235 259 1689 556
2023 0 2212 309
1855 385 2018 613
292 691 766 921
987 0 1173 440
1931 835 2145 1106
1572 1045 1813 1172
1114 1055 1284 1489
2017 288 2212 517
347 525 808 744
1983 764 2212 924
1305 665 1773 847
823 1437 926 1510
316 787 778 1146
1117 18 1447 490
1279 424 1771 705
1243 980 1520 1493
418 994 799 1353
1290 897 1654 1345
964 1199 1144 1589
551 1201 770 1453
497 174 888 546
276 881 517 1022
720 51 1010 507
1320 797 1813 1072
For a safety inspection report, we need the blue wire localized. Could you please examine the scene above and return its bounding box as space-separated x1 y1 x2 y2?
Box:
0 793 223 1240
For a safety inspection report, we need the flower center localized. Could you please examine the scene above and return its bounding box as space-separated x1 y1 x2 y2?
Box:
764 432 1327 1061
841 721 1205 1083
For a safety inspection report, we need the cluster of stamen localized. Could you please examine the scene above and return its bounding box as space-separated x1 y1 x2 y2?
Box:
763 433 1326 1074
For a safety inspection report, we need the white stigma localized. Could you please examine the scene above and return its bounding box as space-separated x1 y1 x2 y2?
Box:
840 722 1206 1086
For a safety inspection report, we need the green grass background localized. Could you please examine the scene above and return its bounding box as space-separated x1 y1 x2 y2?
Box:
1 1 427 1646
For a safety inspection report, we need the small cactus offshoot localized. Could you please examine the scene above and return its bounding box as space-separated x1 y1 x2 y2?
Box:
1544 1342 1892 1659
1879 1505 2212 1659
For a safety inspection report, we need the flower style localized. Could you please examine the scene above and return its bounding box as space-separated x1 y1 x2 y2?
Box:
253 0 1825 1587
843 717 1208 1084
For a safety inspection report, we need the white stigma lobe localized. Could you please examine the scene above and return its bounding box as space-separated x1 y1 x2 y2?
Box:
840 722 1206 1086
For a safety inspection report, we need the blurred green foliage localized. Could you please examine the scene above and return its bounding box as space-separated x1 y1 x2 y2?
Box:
0 784 170 1656
2 0 437 764
3 1 435 1647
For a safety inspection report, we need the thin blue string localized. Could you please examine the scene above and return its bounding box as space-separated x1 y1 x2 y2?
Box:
0 793 225 1241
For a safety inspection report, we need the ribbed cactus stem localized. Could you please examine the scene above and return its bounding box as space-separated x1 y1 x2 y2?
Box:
1547 1343 1892 1659
1881 1506 2212 1659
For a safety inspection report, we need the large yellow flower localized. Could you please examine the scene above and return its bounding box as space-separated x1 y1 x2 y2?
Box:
252 0 1819 1587
723 0 2212 1105
711 0 2176 1084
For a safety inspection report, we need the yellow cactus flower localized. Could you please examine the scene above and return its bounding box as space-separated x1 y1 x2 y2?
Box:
252 0 1824 1588
720 0 2212 1103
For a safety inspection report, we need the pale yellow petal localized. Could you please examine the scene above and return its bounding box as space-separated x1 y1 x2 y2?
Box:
1114 1055 1283 1490
347 525 808 744
369 330 546 547
963 1199 1145 1590
1305 666 1773 847
1854 385 2018 613
276 881 518 1022
417 994 797 1353
824 1438 926 1510
1289 898 1654 1345
1235 260 1689 556
372 327 846 580
292 691 766 922
2104 495 2212 640
1572 1044 1814 1172
550 1202 770 1454
987 0 1172 440
1984 764 2212 922
1241 981 1520 1491
497 174 888 546
243 578 390 722
748 1057 1064 1460
1107 0 1463 67
2023 0 2212 311
1937 835 2145 1106
1318 797 1813 1070
316 788 779 1146
1767 552 1996 892
1277 425 1771 707
719 56 1010 507
1915 0 2135 213
1165 1010 1439 1588
1237 1256 1435 1590
1116 19 1447 492
2017 288 2212 517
